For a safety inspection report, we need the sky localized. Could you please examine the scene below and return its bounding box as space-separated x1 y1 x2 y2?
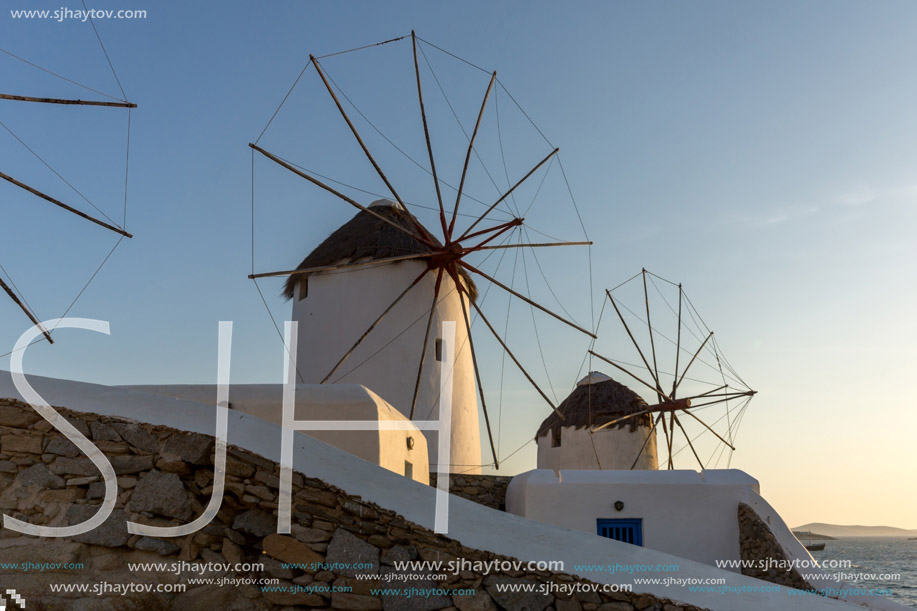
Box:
1 1 915 531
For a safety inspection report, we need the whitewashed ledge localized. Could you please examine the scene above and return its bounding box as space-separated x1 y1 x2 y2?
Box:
1 370 900 611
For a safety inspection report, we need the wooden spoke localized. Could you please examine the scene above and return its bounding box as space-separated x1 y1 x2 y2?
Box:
587 351 674 403
0 93 136 108
678 408 736 451
679 390 755 403
459 217 524 243
606 291 666 395
468 296 564 420
321 268 430 383
672 331 714 395
449 70 496 239
591 407 656 433
0 275 53 343
471 241 592 251
461 261 595 338
671 283 683 397
452 272 499 469
410 267 444 419
310 56 404 205
411 31 447 236
686 384 728 399
249 143 433 247
462 218 522 252
659 413 673 469
642 270 662 403
309 56 436 243
1 171 132 238
249 253 432 280
676 394 755 411
672 412 705 470
630 413 661 470
458 147 558 241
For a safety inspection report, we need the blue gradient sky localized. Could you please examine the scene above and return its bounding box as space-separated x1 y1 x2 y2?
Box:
1 1 915 529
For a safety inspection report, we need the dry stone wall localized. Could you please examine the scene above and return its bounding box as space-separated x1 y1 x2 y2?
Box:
427 473 511 510
0 397 710 611
737 503 815 592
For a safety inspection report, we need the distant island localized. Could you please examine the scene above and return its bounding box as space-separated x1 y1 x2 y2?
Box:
794 523 917 538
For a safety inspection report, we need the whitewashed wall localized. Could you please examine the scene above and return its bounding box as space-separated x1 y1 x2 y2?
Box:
291 260 480 473
537 425 658 470
123 383 429 484
507 469 759 567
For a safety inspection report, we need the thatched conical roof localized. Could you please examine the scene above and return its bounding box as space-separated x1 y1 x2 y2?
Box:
283 199 477 301
536 372 652 440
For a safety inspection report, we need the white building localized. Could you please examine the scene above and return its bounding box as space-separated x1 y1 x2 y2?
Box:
287 199 481 473
536 372 658 471
507 468 758 566
124 383 430 484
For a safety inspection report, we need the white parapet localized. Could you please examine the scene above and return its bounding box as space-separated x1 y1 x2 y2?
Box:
122 383 429 484
1 371 903 611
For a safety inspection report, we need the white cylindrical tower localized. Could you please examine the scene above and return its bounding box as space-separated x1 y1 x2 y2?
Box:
536 372 658 470
287 199 481 473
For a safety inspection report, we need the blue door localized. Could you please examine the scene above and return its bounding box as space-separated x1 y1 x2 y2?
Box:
597 518 643 546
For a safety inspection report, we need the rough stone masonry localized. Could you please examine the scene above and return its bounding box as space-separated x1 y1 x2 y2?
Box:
0 397 713 610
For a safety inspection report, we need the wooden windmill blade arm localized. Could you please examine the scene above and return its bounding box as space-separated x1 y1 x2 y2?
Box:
630 412 662 470
459 217 524 243
0 275 53 343
660 412 673 469
471 241 592 251
642 270 662 403
672 331 714 394
249 254 432 280
0 171 132 238
452 273 499 469
678 390 755 403
320 268 430 383
468 296 564 421
590 407 656 433
449 70 496 239
678 408 736 451
458 147 558 241
676 394 754 411
0 93 136 108
462 218 523 252
587 350 674 403
460 261 595 338
411 31 448 237
248 143 434 248
606 290 665 395
309 56 434 245
672 412 705 470
410 268 444 419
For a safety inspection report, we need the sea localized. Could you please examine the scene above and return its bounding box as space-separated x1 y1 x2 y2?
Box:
808 537 917 609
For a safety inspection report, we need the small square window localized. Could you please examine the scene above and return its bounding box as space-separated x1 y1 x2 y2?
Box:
435 338 443 361
404 460 413 479
298 277 309 301
551 427 562 448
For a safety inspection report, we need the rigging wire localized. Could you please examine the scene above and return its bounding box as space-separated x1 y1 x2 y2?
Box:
493 86 521 218
0 118 121 228
81 0 127 101
255 59 312 145
520 241 557 403
320 59 512 219
0 263 39 320
415 44 512 212
0 47 122 101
